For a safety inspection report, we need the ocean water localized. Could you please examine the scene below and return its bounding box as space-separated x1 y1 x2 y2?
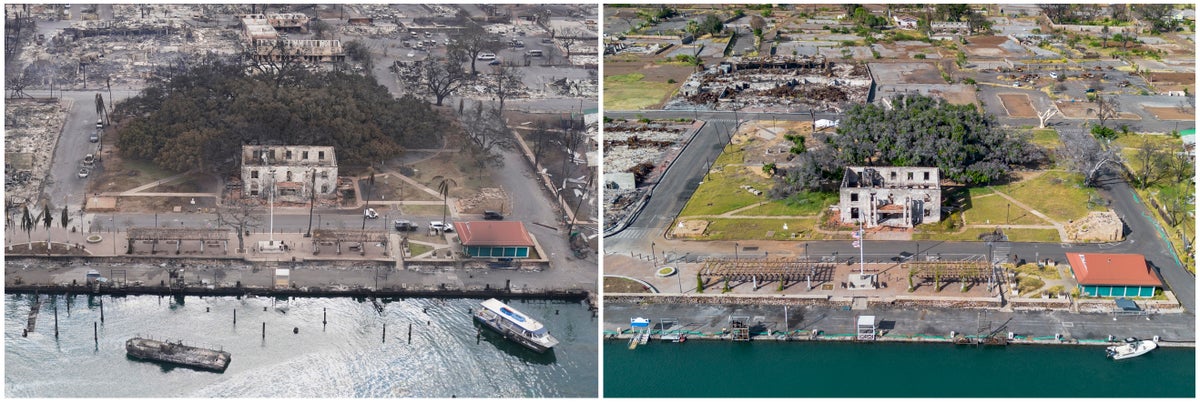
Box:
5 294 597 397
604 339 1195 397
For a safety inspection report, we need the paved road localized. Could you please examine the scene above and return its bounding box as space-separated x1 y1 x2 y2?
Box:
23 89 141 214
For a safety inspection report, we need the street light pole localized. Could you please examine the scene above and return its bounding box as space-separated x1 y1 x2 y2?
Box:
734 242 739 261
651 242 657 265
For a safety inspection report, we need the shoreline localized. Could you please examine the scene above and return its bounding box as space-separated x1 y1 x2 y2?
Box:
4 284 591 302
604 331 1195 348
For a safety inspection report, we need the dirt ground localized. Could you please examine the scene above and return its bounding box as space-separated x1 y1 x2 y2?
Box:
962 35 1023 58
998 93 1037 118
1147 72 1196 86
1055 100 1141 120
604 54 694 108
1143 106 1195 121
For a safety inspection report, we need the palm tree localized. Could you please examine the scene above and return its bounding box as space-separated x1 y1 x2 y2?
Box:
433 176 457 232
21 205 33 249
60 205 71 246
41 203 54 251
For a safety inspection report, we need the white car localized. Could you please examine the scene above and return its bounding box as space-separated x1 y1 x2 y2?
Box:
476 52 496 61
78 167 90 178
429 221 454 232
364 208 378 219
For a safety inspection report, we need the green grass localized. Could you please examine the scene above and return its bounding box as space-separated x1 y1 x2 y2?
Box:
1030 128 1062 149
992 171 1103 224
1002 228 1062 243
963 193 1051 226
1017 275 1046 296
1113 133 1184 162
678 147 775 216
912 229 991 241
736 191 837 217
408 243 433 257
1132 184 1195 274
401 205 447 217
604 73 678 111
1009 262 1062 280
695 218 822 240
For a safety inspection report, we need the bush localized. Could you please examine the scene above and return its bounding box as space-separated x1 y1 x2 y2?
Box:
667 78 676 84
913 53 926 59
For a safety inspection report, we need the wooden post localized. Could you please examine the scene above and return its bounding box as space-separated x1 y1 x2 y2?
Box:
233 309 237 324
323 307 327 329
54 302 59 338
382 324 386 343
262 322 266 339
99 298 104 323
407 323 412 344
94 321 98 342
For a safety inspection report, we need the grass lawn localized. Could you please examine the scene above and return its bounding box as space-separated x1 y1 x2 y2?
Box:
1113 133 1184 162
1030 128 1062 149
604 73 678 111
604 276 652 293
963 193 1051 226
1132 184 1195 273
736 191 837 217
402 204 448 217
992 171 1103 223
1002 228 1062 243
409 153 489 198
91 157 181 194
915 225 1058 242
695 218 822 241
408 242 433 257
1007 262 1063 280
678 146 775 216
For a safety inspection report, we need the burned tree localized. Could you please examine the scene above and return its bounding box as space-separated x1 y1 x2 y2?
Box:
1057 127 1123 186
460 103 515 176
450 23 503 76
215 199 261 253
401 57 470 106
489 63 524 111
1092 95 1120 129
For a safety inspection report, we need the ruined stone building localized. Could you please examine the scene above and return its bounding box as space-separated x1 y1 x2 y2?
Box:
839 167 941 228
239 13 343 63
241 145 338 203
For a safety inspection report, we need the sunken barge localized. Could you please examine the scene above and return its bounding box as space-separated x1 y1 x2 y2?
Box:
125 337 231 372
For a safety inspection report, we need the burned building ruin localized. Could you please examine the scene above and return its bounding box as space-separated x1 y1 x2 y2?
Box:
241 145 338 202
839 167 941 229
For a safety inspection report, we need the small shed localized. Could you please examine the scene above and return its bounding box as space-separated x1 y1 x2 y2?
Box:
1066 253 1162 298
856 315 876 341
273 269 290 289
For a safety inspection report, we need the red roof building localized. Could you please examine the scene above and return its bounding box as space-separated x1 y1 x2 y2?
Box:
1065 253 1161 298
454 221 535 259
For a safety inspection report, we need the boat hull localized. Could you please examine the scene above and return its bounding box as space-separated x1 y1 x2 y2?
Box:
1106 340 1157 360
473 314 554 353
126 338 231 372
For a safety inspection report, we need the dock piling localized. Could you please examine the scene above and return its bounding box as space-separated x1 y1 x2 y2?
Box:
323 308 327 330
382 324 386 343
94 321 98 342
233 309 236 324
262 322 266 339
99 298 105 323
408 323 412 344
53 302 59 338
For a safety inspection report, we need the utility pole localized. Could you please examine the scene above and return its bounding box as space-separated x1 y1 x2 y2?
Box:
305 168 316 238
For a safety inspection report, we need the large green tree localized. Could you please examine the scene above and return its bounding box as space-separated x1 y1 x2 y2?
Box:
772 95 1045 195
113 57 444 174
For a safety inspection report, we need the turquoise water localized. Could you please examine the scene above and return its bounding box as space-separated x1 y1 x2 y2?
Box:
5 294 597 397
604 340 1195 397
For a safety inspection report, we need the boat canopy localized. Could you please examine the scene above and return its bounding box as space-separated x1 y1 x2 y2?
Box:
480 298 546 334
630 317 650 328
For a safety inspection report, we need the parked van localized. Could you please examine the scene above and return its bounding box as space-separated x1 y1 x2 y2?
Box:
527 49 543 57
477 52 496 60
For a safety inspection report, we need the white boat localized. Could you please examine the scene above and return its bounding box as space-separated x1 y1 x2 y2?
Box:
473 299 559 353
1106 339 1157 360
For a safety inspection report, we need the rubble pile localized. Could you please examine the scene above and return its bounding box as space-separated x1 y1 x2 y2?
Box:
18 9 242 90
666 56 872 112
603 119 692 228
455 187 508 214
4 99 67 205
1065 211 1124 242
545 76 597 98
